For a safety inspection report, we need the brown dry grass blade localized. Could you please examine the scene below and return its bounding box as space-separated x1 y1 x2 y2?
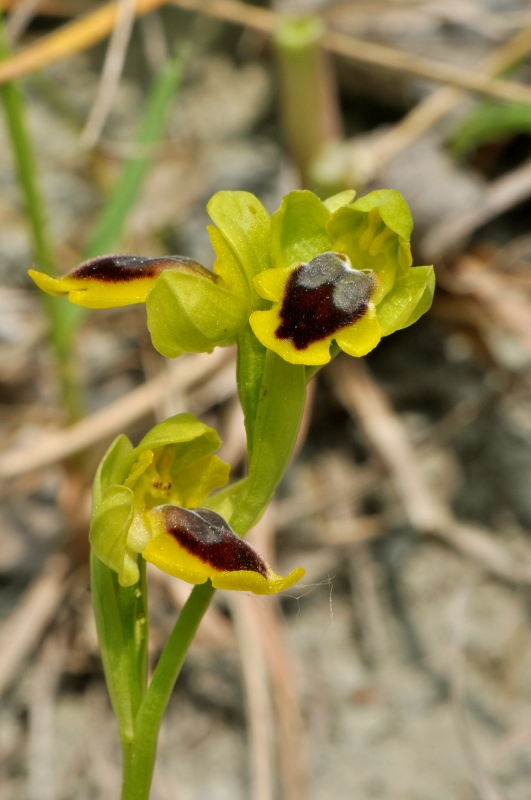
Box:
0 554 69 698
0 0 165 84
2 0 531 107
0 349 233 480
329 358 531 585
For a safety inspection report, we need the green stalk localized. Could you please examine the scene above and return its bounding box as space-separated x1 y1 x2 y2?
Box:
117 346 307 800
0 11 83 421
120 581 215 800
230 350 306 535
274 15 343 193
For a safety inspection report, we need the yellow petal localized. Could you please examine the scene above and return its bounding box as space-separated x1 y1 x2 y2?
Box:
142 506 305 595
29 254 215 309
253 266 293 302
335 304 381 357
249 308 333 365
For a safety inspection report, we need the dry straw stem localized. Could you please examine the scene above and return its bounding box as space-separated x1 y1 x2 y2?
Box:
80 0 138 149
1 0 531 108
1 0 93 14
324 454 388 671
0 348 233 480
371 20 531 169
422 156 531 261
329 358 531 586
0 0 165 83
230 592 275 800
170 0 531 108
27 629 67 800
450 254 531 358
246 509 308 800
0 554 69 698
4 0 45 43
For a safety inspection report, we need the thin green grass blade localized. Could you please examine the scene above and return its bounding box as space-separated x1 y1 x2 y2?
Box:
85 49 185 259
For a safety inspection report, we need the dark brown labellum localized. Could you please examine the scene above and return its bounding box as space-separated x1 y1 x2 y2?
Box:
161 506 268 576
275 252 376 350
71 254 214 283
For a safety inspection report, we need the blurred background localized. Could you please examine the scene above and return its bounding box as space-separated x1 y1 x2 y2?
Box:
2 0 531 798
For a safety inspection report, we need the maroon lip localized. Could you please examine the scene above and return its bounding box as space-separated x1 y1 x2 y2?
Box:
71 254 213 283
275 257 375 350
161 506 268 576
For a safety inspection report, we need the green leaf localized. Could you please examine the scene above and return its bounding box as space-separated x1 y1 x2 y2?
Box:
323 189 356 213
94 434 134 504
376 266 434 336
201 477 248 523
146 271 249 358
399 266 436 330
327 190 414 303
207 191 271 303
130 413 221 467
89 485 136 586
90 551 147 744
349 189 413 241
229 351 306 535
270 189 332 270
448 100 531 159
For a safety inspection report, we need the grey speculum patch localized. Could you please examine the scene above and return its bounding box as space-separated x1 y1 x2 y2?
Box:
72 254 213 283
275 252 376 350
161 506 268 575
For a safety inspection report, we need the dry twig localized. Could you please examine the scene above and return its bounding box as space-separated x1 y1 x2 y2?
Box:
370 21 531 171
80 0 138 149
0 0 165 83
5 0 44 43
422 157 531 261
0 554 69 698
27 629 67 800
1 0 531 108
324 455 388 671
247 509 308 800
0 348 234 480
229 591 275 800
329 358 531 585
450 254 531 357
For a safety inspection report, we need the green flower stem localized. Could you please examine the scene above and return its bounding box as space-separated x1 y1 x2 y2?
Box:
117 347 306 800
0 11 83 422
231 349 307 535
91 551 148 743
235 325 267 454
120 581 215 800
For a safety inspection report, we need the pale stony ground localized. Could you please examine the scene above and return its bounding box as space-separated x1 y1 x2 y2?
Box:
3 2 531 798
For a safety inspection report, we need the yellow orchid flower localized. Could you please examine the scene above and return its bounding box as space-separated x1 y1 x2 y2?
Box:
91 413 304 594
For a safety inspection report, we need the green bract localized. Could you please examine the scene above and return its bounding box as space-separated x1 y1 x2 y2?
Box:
90 413 229 587
146 271 250 358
